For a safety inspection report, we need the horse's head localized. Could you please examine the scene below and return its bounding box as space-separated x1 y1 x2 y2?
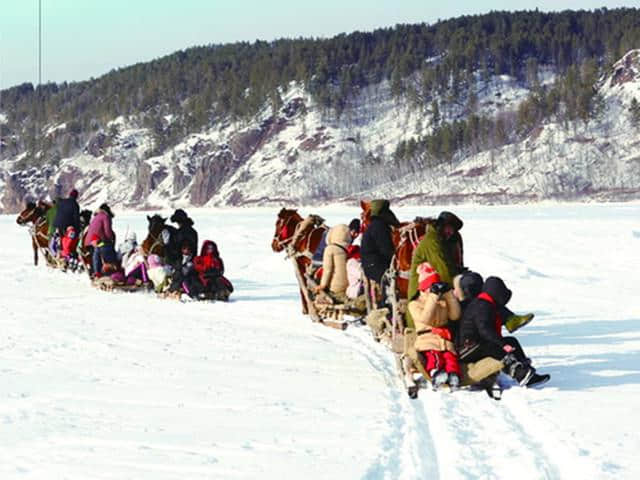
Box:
142 214 168 256
360 200 372 232
16 201 39 225
272 208 302 252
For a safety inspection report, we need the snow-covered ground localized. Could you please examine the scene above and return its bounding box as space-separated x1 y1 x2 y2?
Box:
1 203 639 479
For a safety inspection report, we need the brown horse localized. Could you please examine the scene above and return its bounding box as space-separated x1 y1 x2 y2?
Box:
141 214 173 257
359 200 433 299
272 208 328 314
16 201 53 266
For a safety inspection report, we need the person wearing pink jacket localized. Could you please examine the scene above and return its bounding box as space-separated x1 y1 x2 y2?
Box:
84 204 117 277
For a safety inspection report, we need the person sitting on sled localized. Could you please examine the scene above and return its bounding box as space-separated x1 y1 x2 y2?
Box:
117 231 149 286
453 271 533 333
60 225 80 271
193 240 233 301
313 224 351 303
456 276 550 388
407 262 462 389
167 242 202 299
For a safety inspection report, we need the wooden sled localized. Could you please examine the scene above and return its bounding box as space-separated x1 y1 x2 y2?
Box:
92 276 152 293
304 272 363 330
401 327 504 399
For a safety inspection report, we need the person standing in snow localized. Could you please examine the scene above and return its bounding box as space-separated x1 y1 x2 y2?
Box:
408 262 462 389
456 276 550 388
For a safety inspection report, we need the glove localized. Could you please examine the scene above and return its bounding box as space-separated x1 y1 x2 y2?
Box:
503 344 515 353
430 282 451 295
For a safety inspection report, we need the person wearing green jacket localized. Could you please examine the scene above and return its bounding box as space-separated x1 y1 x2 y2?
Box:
407 211 463 303
45 199 59 238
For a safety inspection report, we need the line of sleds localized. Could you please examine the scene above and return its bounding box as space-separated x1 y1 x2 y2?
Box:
272 205 534 400
16 202 233 303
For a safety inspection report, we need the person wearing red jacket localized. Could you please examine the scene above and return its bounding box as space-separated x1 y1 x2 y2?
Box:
60 225 80 271
193 240 233 300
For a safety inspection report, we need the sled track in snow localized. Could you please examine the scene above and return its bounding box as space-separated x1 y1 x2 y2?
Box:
315 323 571 480
315 325 439 479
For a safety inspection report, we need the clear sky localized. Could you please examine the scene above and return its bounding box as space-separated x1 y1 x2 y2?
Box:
0 0 637 89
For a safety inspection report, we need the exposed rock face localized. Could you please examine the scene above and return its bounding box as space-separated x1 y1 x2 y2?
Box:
189 150 236 206
609 50 640 87
85 132 109 157
132 161 168 201
1 172 29 212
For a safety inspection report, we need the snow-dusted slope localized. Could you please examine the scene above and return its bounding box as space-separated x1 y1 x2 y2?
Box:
2 53 640 213
2 203 640 479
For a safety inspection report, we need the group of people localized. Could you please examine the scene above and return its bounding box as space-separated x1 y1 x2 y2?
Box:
41 189 233 301
312 199 550 392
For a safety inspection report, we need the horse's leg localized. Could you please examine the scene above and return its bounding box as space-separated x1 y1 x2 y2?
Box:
32 237 38 266
300 288 309 314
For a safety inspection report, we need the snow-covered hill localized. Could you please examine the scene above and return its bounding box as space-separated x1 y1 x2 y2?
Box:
2 203 640 479
2 52 640 213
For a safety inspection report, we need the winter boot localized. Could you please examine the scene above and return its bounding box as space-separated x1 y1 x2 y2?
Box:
505 313 534 333
431 370 449 390
503 353 531 384
523 372 551 388
447 373 460 391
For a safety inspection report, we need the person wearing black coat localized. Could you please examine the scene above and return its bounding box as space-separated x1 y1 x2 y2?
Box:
53 189 80 234
456 276 550 388
166 209 198 265
360 200 400 284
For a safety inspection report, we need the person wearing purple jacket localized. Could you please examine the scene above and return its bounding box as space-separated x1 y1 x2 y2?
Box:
84 203 117 277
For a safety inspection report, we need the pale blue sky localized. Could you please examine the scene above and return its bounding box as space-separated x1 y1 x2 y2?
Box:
0 0 637 89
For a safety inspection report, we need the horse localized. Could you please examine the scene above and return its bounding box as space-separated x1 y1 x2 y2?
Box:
16 201 54 266
141 214 178 259
272 208 328 315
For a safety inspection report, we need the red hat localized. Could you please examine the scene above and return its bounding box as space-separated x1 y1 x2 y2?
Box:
417 262 440 292
69 189 78 199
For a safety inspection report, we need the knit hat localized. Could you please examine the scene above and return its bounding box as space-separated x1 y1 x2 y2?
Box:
417 262 441 292
483 276 512 306
459 271 483 299
124 231 137 243
69 189 78 199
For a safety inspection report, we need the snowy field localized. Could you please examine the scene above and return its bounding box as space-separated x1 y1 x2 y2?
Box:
1 203 640 480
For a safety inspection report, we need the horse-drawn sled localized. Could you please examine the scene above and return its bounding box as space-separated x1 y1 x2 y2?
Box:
273 203 504 399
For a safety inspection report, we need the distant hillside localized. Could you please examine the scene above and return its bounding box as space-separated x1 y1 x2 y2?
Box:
2 8 640 212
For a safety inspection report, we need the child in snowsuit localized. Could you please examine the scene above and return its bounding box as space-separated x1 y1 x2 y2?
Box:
168 243 203 298
117 231 149 286
60 225 80 271
456 276 550 388
193 240 233 300
407 262 462 389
